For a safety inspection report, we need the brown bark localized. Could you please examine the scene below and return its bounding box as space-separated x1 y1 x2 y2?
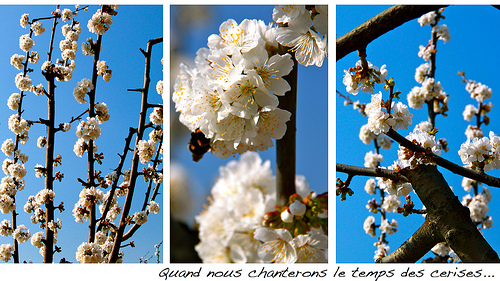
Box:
337 5 447 61
276 45 298 206
377 218 442 263
379 165 499 262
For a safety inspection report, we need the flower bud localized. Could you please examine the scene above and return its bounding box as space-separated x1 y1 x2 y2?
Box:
280 209 293 223
289 200 306 217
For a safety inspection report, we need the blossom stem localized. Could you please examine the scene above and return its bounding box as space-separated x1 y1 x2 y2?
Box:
123 140 163 241
385 129 500 187
336 163 410 182
96 127 136 233
43 73 56 263
276 45 298 206
426 20 438 128
87 34 103 244
41 9 60 263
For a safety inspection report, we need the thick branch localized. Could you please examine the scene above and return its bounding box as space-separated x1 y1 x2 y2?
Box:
336 5 448 61
400 165 499 262
377 218 442 263
276 44 297 206
337 163 409 182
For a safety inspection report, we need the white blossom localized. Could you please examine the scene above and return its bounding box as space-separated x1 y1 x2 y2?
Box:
463 104 477 121
87 10 113 35
379 219 398 234
10 54 25 70
19 34 34 52
134 211 147 225
364 178 376 195
363 216 376 237
381 195 401 213
254 228 297 263
137 140 157 164
76 242 104 263
364 151 383 168
0 244 14 262
31 21 45 36
12 225 31 244
1 139 15 157
418 11 437 26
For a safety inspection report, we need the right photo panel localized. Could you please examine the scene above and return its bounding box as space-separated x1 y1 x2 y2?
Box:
336 5 500 263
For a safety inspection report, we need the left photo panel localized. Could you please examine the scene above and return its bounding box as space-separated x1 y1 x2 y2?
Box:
0 5 163 263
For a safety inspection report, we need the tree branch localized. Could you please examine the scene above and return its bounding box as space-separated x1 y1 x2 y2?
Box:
276 44 297 206
336 5 448 61
377 218 442 263
337 163 409 183
109 37 162 263
385 129 500 187
400 165 499 262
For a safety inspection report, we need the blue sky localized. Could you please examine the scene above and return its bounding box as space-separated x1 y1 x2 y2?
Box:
0 5 163 263
170 4 328 228
337 5 500 263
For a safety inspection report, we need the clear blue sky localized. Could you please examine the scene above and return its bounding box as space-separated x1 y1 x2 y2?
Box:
0 5 163 263
170 5 328 227
337 5 500 263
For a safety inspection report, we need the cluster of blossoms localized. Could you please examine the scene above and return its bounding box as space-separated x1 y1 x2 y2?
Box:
366 92 413 135
58 15 82 72
363 171 411 261
72 187 104 223
1 151 27 214
173 6 327 159
195 152 327 263
407 78 448 113
0 244 14 262
343 61 412 136
75 242 104 263
73 78 94 104
75 117 101 142
75 230 123 263
23 189 61 246
96 60 112 82
87 6 117 35
397 125 442 169
458 131 500 172
417 10 450 60
460 76 493 140
456 75 495 232
359 124 392 148
465 79 492 103
174 18 293 159
461 182 493 229
137 140 157 164
458 77 498 172
408 11 450 114
272 5 327 67
343 60 388 95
